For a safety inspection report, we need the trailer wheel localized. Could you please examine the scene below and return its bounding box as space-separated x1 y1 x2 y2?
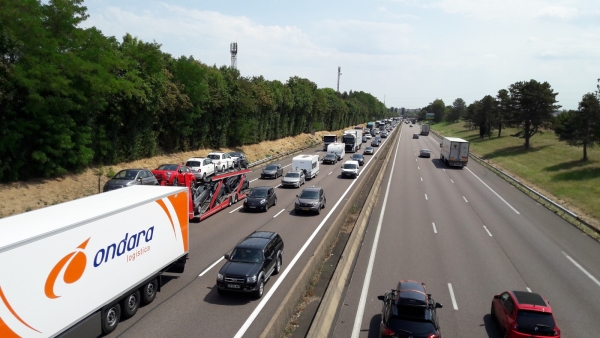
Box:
232 194 238 204
229 196 233 206
121 290 140 319
101 303 121 334
172 177 178 186
141 279 158 305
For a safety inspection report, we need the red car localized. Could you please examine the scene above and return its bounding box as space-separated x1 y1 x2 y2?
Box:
151 164 195 187
491 290 560 337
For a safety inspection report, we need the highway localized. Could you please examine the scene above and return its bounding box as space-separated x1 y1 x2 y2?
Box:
332 123 600 337
107 131 394 337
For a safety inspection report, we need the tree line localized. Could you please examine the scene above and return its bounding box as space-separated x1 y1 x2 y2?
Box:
417 79 600 160
0 0 388 182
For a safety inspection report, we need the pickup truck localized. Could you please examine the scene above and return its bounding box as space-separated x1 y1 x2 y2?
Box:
186 157 217 181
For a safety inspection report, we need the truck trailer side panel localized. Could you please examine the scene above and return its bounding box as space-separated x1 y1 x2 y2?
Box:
0 186 189 337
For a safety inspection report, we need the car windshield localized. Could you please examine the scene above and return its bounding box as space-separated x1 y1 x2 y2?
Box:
388 317 436 335
516 311 556 331
156 164 178 171
299 190 319 199
207 154 221 160
230 248 263 263
286 172 300 178
366 147 373 151
229 152 242 157
114 170 139 180
186 161 201 167
421 150 430 153
343 163 357 169
352 155 362 159
265 165 278 170
249 189 268 198
325 154 336 158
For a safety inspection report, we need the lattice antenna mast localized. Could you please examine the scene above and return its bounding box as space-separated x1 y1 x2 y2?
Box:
230 42 238 69
337 66 342 93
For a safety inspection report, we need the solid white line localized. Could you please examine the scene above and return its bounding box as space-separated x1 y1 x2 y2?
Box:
463 196 468 203
483 225 493 237
229 206 243 214
234 129 385 338
198 257 224 277
421 177 423 182
425 194 428 200
466 167 520 214
273 209 285 218
351 124 402 338
432 222 437 234
328 171 333 175
562 252 600 287
275 184 281 188
526 287 532 292
250 178 258 182
448 283 459 310
450 179 454 184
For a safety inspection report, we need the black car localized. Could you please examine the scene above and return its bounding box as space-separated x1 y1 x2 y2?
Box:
244 186 277 212
377 280 443 338
413 134 419 139
229 152 249 168
294 186 326 215
261 163 283 179
217 231 284 298
351 153 365 166
323 153 338 164
362 136 367 143
103 169 158 192
371 139 380 147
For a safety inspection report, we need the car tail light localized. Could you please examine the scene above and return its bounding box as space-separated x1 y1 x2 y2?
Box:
427 335 440 338
381 324 394 336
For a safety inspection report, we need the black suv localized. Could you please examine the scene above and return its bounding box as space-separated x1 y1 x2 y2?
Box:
377 280 443 338
217 231 284 298
294 186 326 215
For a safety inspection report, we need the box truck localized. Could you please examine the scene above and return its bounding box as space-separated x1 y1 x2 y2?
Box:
326 142 345 161
420 124 430 136
440 137 470 167
0 186 189 337
342 130 362 153
322 134 338 151
292 154 320 179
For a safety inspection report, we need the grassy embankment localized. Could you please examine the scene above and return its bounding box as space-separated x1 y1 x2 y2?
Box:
0 127 354 218
430 121 600 228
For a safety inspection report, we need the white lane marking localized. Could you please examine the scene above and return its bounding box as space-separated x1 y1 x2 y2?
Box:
250 178 258 182
432 222 437 234
526 287 532 292
351 122 402 338
483 225 493 237
273 209 285 218
421 177 423 182
425 194 428 201
418 166 420 170
275 184 282 188
448 283 459 310
283 164 291 168
328 171 333 176
466 167 520 214
443 169 446 172
198 257 224 277
415 158 417 161
235 128 386 338
463 196 468 203
450 179 454 184
562 252 600 287
229 206 243 214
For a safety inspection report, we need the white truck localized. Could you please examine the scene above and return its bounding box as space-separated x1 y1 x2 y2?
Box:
342 130 362 153
322 134 338 151
0 186 189 337
440 137 470 167
292 154 320 179
420 124 430 136
326 142 345 161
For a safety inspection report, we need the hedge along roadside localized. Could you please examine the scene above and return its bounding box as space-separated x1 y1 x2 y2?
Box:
258 126 400 338
429 129 600 241
305 121 401 337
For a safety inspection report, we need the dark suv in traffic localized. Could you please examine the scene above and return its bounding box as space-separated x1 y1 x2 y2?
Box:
377 280 443 338
216 231 284 299
294 186 326 215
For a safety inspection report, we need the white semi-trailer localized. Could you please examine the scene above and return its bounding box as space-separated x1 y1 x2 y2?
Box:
0 186 189 337
440 137 470 167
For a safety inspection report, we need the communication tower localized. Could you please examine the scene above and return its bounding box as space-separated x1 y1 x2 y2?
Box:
337 66 342 93
230 42 238 69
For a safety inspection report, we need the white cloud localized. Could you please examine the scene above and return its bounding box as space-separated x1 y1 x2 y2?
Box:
536 6 578 20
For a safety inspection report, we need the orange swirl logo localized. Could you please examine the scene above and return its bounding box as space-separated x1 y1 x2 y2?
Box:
44 238 90 299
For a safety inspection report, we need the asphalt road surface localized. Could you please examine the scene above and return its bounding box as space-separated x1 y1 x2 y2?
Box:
107 130 395 337
332 123 600 337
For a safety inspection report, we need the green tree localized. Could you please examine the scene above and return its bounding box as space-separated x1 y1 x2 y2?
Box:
495 89 510 137
447 98 465 123
554 93 600 161
508 80 560 148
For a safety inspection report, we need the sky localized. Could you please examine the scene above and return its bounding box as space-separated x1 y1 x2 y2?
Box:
80 0 600 110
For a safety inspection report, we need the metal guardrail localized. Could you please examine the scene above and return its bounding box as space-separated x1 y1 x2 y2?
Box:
429 129 600 236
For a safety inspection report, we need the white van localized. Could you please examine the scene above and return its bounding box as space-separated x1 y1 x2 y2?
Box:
327 142 346 161
292 154 320 179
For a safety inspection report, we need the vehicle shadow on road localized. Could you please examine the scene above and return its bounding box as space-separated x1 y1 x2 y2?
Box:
288 210 319 217
482 314 503 337
202 287 255 306
366 314 381 338
431 159 447 169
